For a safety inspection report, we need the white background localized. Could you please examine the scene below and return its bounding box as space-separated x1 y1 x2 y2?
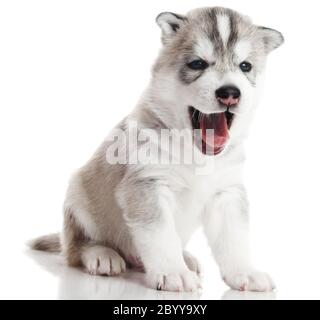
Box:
0 0 319 300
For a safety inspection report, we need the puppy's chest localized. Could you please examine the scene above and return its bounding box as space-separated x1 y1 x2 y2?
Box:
171 176 215 241
172 165 231 212
170 164 240 230
179 174 217 210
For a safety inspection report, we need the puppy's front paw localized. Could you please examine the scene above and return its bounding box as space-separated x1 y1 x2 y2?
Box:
223 270 275 292
147 269 201 292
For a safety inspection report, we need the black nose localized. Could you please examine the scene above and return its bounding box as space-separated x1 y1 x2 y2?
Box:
215 86 241 100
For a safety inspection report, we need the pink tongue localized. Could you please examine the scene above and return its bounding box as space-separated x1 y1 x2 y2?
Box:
200 113 229 155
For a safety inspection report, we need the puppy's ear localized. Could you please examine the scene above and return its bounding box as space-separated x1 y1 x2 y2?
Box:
258 26 284 53
156 12 187 44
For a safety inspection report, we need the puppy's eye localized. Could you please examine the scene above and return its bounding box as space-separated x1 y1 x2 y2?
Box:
239 61 252 72
187 59 208 70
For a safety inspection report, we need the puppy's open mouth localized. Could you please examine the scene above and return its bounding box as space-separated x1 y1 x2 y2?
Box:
188 106 234 156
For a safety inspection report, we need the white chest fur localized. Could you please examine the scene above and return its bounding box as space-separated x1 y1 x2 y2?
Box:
170 152 244 246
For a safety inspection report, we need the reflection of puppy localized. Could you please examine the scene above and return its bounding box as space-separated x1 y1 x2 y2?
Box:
31 7 283 292
222 289 276 300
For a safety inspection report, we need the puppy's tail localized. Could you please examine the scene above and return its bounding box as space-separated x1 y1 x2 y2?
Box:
28 233 61 253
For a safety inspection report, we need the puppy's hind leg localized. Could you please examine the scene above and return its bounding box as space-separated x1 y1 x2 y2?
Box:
183 250 202 276
81 245 126 276
63 208 126 276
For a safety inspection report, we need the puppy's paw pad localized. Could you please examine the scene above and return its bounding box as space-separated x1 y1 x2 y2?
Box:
183 251 202 275
82 246 126 276
148 270 201 292
224 270 275 292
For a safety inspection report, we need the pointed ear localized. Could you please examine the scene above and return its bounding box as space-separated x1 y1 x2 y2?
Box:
156 12 187 44
258 26 284 53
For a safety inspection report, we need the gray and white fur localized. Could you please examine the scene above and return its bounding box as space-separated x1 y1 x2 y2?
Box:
31 7 284 292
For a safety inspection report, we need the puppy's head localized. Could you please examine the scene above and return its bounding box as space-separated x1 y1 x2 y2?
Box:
152 7 284 155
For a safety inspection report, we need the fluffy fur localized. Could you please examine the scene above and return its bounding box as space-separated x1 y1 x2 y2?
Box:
31 7 283 292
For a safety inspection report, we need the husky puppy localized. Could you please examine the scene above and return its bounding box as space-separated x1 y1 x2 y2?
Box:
31 7 284 292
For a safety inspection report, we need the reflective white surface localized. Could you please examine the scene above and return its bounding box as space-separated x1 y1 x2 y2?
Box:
0 229 306 300
0 228 319 300
10 239 277 300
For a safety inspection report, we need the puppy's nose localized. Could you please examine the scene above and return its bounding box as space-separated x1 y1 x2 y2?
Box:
215 86 241 106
